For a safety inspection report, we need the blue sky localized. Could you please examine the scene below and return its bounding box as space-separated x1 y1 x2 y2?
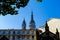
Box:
0 0 60 29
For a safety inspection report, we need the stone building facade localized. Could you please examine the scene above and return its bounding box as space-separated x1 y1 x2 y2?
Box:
0 29 36 40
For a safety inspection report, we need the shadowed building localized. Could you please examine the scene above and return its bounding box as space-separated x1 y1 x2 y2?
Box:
37 22 60 40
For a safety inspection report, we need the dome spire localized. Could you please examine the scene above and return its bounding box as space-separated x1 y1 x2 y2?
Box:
45 21 49 32
22 18 26 30
30 11 35 23
31 11 33 21
29 11 36 29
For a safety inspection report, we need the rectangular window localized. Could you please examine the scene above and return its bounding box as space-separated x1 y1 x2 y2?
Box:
3 31 6 35
27 31 29 34
32 36 34 38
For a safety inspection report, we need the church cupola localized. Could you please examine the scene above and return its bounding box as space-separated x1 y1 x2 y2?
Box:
29 11 36 30
45 21 49 32
22 19 26 30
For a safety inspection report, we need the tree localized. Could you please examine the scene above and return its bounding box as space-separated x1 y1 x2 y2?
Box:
0 0 42 16
37 0 42 2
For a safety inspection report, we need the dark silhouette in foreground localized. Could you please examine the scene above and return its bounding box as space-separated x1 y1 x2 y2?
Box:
0 36 9 40
36 22 60 40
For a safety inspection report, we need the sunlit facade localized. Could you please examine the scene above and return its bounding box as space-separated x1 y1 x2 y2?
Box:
0 29 36 40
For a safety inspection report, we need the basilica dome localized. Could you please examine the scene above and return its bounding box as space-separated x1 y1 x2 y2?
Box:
39 18 60 34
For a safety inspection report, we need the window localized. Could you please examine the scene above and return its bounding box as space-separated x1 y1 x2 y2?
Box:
15 31 20 34
8 31 10 35
3 31 6 35
22 35 25 38
17 35 20 39
13 31 15 35
10 31 13 34
17 31 20 34
27 31 29 34
27 36 30 40
32 36 34 39
32 31 34 35
0 31 3 35
22 31 25 34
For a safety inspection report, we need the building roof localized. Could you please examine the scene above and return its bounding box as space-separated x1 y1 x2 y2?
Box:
38 18 60 34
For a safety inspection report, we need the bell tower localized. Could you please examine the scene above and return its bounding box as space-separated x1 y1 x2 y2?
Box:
22 19 26 30
29 11 36 30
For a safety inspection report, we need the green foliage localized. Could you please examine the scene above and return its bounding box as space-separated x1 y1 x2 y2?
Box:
0 0 42 16
0 0 29 16
37 0 42 2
